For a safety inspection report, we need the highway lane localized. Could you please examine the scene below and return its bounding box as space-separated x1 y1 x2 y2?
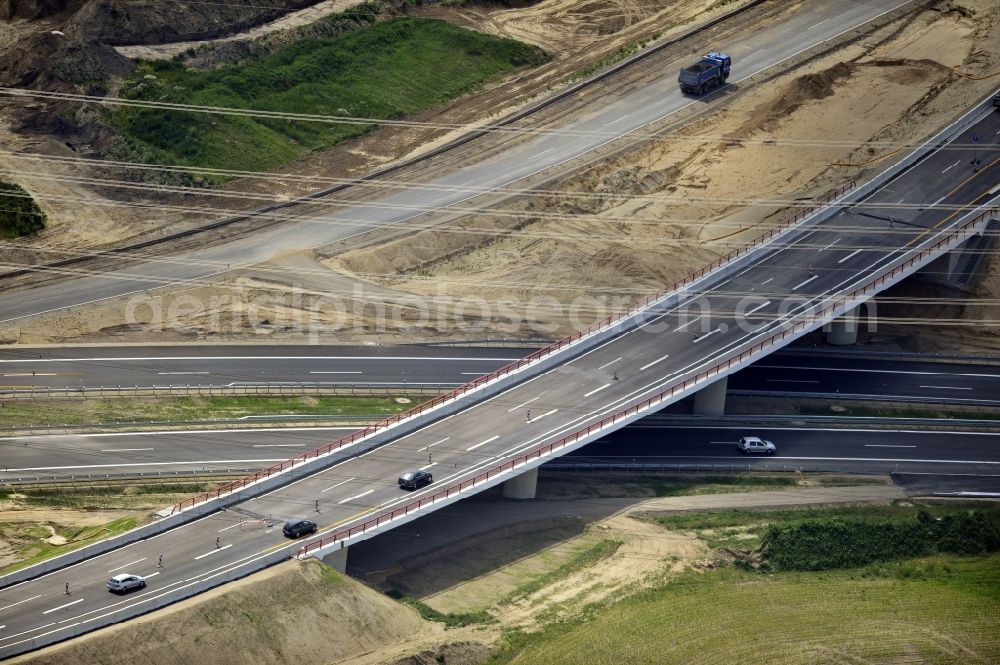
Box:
0 345 525 390
2 344 998 399
727 354 1000 403
4 415 1000 482
3 351 999 479
3 12 999 657
571 424 1000 477
0 0 913 325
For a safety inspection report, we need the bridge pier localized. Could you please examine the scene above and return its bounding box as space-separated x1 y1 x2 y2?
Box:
916 216 1000 287
503 467 538 499
693 376 727 416
322 544 348 574
826 305 860 346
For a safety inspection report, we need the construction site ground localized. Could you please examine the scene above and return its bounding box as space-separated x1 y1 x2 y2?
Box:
1 0 998 353
8 474 915 665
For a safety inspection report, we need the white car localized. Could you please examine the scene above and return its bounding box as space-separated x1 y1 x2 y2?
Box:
107 573 146 593
737 436 776 455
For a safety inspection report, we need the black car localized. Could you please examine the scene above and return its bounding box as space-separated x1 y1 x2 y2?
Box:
282 519 318 538
398 469 433 490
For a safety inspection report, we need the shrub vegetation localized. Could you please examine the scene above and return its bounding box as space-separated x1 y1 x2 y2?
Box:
762 509 1000 570
113 18 547 171
0 180 46 239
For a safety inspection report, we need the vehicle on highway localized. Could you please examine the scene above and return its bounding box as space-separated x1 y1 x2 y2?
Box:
678 52 731 95
737 436 776 455
993 92 1000 110
107 573 146 593
398 469 433 490
282 519 318 538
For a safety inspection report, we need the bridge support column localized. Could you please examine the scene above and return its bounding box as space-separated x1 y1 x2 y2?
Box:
503 467 538 500
322 544 348 574
826 305 860 346
693 376 727 416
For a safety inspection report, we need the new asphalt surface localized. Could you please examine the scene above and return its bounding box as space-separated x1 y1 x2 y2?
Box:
2 346 999 403
0 2 998 655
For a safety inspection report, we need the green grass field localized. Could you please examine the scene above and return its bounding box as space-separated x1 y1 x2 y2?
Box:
114 17 547 171
489 555 1000 664
480 502 1000 663
0 517 139 575
0 394 415 428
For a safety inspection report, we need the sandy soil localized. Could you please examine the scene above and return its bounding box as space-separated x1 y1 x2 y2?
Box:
325 2 999 347
1 0 737 262
3 0 999 352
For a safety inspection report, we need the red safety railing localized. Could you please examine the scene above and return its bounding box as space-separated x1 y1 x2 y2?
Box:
171 182 856 513
295 205 995 558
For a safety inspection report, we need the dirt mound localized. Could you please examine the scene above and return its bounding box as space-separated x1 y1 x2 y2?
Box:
13 559 429 665
0 0 70 20
63 0 321 46
0 31 131 90
740 61 855 133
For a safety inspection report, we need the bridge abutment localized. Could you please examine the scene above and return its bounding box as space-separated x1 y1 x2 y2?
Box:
502 467 538 499
693 376 727 416
322 544 348 574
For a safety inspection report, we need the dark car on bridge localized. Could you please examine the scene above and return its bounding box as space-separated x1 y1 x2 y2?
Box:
282 519 318 538
398 469 433 490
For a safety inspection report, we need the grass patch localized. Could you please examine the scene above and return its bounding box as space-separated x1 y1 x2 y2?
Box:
386 590 491 627
502 539 622 604
541 473 796 499
114 17 547 171
1 481 222 510
651 501 978 532
484 554 1000 664
0 394 417 428
0 180 47 239
0 516 139 575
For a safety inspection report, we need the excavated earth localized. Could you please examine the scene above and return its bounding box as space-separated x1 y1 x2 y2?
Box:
1 0 997 351
0 0 998 353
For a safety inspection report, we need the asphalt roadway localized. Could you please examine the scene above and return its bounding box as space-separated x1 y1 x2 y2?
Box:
3 423 999 482
0 102 996 653
2 346 999 404
2 8 999 657
0 0 915 326
2 349 999 479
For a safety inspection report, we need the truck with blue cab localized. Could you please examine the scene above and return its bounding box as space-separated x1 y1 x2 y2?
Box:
678 52 731 95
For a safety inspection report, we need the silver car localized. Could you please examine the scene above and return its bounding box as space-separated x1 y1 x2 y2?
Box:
737 436 776 455
107 573 146 593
